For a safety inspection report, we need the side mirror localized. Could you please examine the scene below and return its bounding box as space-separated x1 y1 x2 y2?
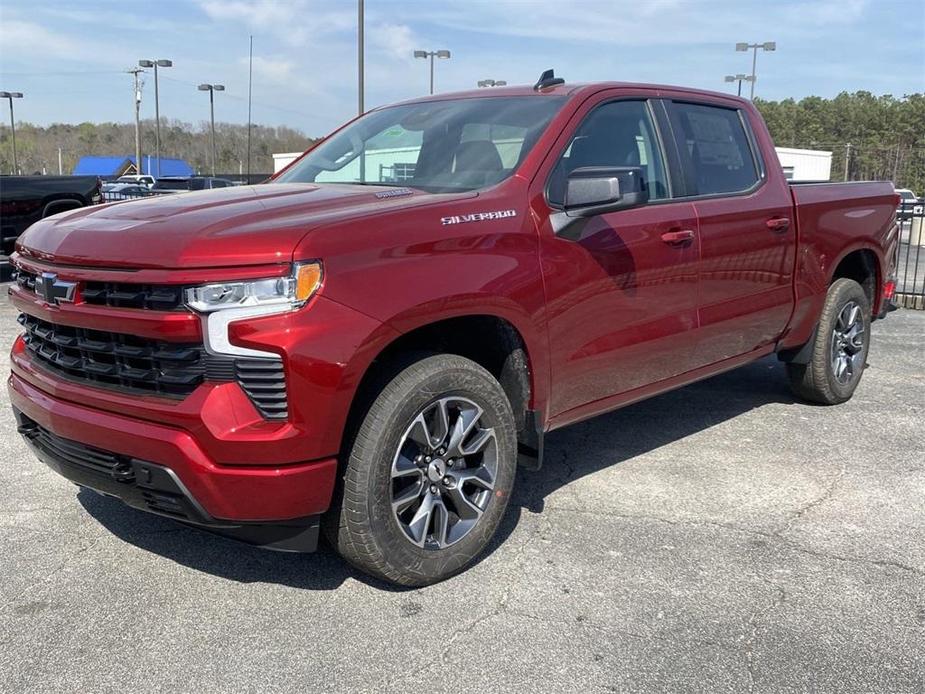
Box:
564 166 649 217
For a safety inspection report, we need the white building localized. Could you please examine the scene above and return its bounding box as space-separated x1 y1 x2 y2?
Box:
774 147 832 181
273 152 303 173
274 146 834 182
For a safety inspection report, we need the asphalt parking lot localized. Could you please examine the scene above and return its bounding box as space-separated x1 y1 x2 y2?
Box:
0 295 922 694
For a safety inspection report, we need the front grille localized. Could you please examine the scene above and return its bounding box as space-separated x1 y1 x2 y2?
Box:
18 313 288 417
14 268 185 311
21 313 210 397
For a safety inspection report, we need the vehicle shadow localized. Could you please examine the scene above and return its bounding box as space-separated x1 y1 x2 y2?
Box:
78 356 799 591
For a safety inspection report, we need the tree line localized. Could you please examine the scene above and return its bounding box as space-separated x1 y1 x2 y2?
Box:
1 91 923 192
755 91 925 192
0 119 315 177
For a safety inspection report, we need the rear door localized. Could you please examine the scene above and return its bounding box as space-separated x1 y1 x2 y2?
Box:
665 99 795 362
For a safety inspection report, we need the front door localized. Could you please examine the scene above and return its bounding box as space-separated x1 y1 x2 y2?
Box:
536 97 702 419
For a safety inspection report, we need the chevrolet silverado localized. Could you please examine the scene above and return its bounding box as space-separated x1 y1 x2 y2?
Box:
8 72 899 585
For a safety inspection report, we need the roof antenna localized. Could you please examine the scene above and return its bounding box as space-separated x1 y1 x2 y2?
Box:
534 68 565 91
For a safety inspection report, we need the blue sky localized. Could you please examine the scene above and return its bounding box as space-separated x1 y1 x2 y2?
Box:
1 0 923 137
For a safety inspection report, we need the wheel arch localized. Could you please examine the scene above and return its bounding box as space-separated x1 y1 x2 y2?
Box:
341 307 547 469
42 196 84 219
829 245 881 313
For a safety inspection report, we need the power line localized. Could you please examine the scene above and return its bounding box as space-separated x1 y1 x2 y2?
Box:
0 70 126 76
158 74 329 124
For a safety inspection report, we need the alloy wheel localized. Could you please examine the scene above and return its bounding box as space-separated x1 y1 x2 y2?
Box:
390 396 497 549
830 300 865 385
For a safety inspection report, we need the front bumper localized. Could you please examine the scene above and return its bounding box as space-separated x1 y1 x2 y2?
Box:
10 373 338 551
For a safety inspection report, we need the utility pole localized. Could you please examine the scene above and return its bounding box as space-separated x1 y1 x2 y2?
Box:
58 147 62 175
844 142 852 181
128 68 144 174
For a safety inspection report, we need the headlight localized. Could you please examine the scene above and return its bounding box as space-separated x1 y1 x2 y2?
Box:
186 262 323 313
187 261 323 360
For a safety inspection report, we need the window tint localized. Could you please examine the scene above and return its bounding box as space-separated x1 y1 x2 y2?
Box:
548 100 668 207
672 102 759 195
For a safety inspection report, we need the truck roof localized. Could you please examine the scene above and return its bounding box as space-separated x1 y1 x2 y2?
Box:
387 80 751 108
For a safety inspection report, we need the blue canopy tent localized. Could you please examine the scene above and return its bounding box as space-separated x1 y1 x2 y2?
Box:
72 156 193 178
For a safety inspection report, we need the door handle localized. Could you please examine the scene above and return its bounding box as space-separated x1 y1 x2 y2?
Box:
660 229 695 245
766 217 791 233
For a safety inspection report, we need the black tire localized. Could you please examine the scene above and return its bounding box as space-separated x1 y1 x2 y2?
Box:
323 353 517 586
786 278 871 405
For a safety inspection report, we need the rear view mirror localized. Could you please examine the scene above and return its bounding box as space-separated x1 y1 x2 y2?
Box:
564 166 649 217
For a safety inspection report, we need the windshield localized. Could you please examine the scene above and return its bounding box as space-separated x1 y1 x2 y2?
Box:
275 96 566 193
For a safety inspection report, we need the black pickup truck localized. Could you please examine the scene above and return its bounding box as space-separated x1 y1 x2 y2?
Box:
0 175 103 278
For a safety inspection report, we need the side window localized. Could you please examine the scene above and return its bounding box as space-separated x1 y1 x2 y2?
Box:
671 102 760 195
548 100 668 207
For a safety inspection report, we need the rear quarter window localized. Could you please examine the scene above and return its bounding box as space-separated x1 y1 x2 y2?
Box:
673 102 760 196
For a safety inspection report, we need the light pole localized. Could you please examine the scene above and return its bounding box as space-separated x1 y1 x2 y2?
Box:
138 58 172 176
413 49 451 95
735 42 775 99
477 79 507 88
724 74 754 97
358 0 364 116
0 91 23 174
198 83 224 176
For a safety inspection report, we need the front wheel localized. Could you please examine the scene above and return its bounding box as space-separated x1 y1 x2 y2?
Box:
323 354 517 586
786 278 871 405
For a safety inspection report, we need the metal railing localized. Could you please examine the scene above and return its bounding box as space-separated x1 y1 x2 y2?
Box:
897 206 925 309
102 189 174 202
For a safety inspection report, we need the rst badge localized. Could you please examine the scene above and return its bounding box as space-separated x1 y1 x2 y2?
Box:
34 272 77 305
441 209 517 225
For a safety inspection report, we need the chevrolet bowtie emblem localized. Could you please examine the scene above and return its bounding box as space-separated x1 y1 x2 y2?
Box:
35 272 77 305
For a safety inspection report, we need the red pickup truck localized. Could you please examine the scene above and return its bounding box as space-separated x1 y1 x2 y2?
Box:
9 73 899 586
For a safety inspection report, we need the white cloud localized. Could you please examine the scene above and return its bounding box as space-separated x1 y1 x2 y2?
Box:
198 0 356 47
368 22 417 62
246 55 296 84
406 0 872 46
0 19 88 60
1 0 916 135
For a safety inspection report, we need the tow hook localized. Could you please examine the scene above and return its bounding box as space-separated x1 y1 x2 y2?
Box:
110 462 136 483
16 424 39 440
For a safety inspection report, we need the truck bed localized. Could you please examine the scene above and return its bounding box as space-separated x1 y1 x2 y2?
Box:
784 180 898 348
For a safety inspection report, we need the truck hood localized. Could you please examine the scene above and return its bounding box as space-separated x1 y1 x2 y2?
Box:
17 183 471 269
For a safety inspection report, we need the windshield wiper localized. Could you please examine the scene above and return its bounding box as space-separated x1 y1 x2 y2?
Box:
334 181 400 187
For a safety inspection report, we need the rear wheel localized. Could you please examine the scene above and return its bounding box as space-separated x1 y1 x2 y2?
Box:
324 354 517 586
786 278 871 405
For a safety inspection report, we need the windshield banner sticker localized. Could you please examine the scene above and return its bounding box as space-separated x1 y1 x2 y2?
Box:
441 210 517 225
